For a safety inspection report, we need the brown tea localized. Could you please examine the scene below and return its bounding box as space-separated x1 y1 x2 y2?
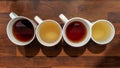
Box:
12 19 34 42
66 21 87 43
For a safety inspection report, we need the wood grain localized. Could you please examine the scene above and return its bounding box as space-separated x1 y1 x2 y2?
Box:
0 0 120 68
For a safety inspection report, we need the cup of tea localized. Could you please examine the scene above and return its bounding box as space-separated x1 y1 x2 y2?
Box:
91 19 115 45
59 14 91 47
34 16 62 47
6 12 37 46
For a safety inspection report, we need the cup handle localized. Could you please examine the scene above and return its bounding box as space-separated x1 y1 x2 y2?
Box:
9 12 18 19
34 16 43 24
59 14 69 23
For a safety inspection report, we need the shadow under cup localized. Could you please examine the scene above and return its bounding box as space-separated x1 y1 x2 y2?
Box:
35 20 62 47
63 18 91 47
91 20 115 44
7 17 36 46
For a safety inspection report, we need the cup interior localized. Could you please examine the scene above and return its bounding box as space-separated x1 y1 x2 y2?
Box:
63 17 91 47
7 16 36 46
91 20 115 44
35 20 62 47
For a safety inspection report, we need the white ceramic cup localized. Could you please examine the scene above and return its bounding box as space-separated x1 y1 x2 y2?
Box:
91 19 115 45
59 14 91 47
6 12 37 46
34 16 62 47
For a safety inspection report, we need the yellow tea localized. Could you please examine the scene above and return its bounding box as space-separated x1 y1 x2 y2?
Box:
92 21 112 42
39 21 61 43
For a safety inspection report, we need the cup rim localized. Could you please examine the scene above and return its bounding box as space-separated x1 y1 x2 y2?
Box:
63 17 91 47
91 19 115 45
6 16 36 46
35 19 62 47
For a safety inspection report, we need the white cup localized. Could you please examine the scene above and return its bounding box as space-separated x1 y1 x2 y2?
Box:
34 16 62 47
91 19 115 45
59 14 91 47
6 12 37 46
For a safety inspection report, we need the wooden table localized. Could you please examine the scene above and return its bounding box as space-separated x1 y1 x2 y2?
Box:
0 0 120 68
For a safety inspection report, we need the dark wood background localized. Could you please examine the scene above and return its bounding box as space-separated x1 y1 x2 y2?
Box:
0 0 120 68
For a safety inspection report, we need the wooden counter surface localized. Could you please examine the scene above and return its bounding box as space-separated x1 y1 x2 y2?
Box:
0 0 120 68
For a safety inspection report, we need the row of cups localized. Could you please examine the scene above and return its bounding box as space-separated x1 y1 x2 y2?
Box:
7 12 115 47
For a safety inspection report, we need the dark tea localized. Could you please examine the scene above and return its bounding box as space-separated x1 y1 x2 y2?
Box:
12 19 34 42
66 21 87 43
